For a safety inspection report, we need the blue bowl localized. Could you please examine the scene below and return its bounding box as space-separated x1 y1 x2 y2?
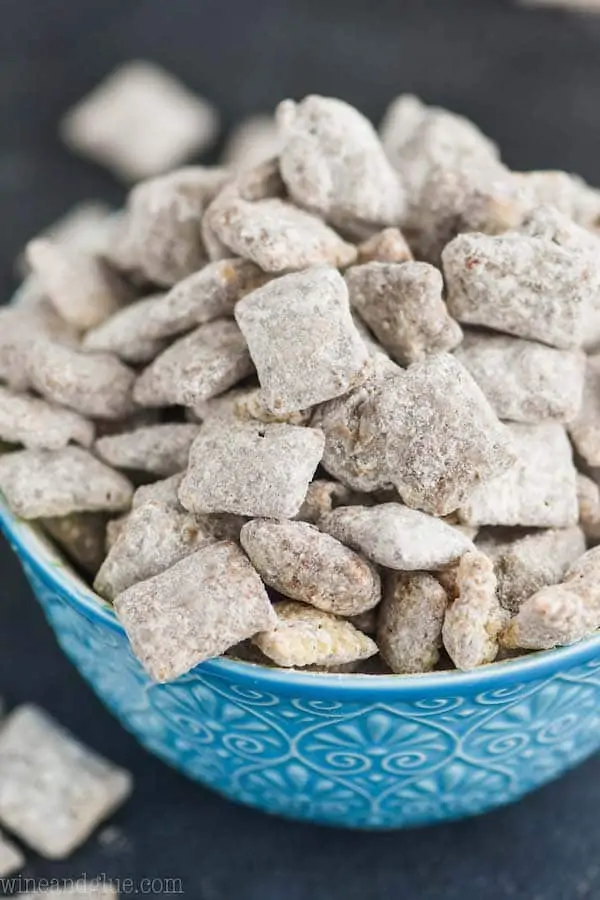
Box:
2 500 600 830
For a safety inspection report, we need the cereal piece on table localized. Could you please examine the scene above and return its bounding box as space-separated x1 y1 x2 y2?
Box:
320 502 474 570
364 354 515 516
0 304 78 392
95 424 199 477
310 355 400 492
26 239 132 331
442 232 592 350
252 600 378 668
576 473 600 541
118 167 229 285
277 95 405 234
132 472 185 509
0 386 94 450
28 340 135 420
356 227 413 264
179 422 324 518
204 187 357 272
377 572 449 674
60 61 219 181
94 499 219 600
345 261 462 365
222 114 281 170
514 170 600 229
240 519 381 616
491 526 586 613
380 94 500 206
235 267 370 413
0 830 25 877
134 319 253 408
140 259 268 340
453 331 586 423
294 479 365 524
82 295 168 365
458 422 578 527
234 388 312 426
0 447 133 519
114 542 276 682
41 512 108 576
569 355 600 465
0 705 132 859
442 550 505 669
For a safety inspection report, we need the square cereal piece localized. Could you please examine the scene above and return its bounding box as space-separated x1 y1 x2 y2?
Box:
364 354 515 516
442 232 592 349
453 331 586 423
458 422 578 528
95 423 200 477
114 542 276 681
60 61 219 181
235 267 370 412
178 421 325 518
0 830 25 877
568 354 600 465
134 319 253 408
0 447 133 519
0 705 132 859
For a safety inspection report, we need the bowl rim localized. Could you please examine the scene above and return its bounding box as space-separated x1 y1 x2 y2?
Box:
2 496 600 699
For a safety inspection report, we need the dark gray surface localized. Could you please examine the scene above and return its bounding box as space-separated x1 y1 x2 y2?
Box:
0 0 599 896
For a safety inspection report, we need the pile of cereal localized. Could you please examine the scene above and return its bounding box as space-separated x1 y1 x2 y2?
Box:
3 84 600 682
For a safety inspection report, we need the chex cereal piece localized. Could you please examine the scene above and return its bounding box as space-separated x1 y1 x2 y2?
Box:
28 340 135 420
345 261 462 365
0 304 78 392
356 227 413 264
364 354 515 516
442 550 505 669
179 422 324 518
489 526 586 613
0 386 94 450
41 512 108 576
576 473 600 541
380 94 500 206
320 502 474 570
459 422 577 527
140 258 267 340
94 499 218 600
132 472 185 509
514 170 600 229
235 388 312 426
0 705 132 859
277 95 405 233
21 882 117 900
204 187 357 272
569 355 600 465
442 232 592 349
222 114 282 170
26 239 132 331
453 331 586 423
117 167 229 285
409 160 527 264
0 830 25 876
95 424 199 477
294 479 365 524
311 355 400 492
0 447 133 519
377 572 449 674
82 295 168 364
240 519 381 616
235 267 370 412
60 61 219 181
252 600 378 668
114 542 276 681
134 319 253 408
501 547 600 651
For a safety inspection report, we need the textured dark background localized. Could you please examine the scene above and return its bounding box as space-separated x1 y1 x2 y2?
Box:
1 0 600 897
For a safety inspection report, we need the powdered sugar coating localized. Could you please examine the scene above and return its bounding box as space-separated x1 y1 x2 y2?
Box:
0 386 94 450
378 572 449 674
95 424 199 477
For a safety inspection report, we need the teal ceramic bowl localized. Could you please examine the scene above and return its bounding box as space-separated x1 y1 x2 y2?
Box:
2 499 600 829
